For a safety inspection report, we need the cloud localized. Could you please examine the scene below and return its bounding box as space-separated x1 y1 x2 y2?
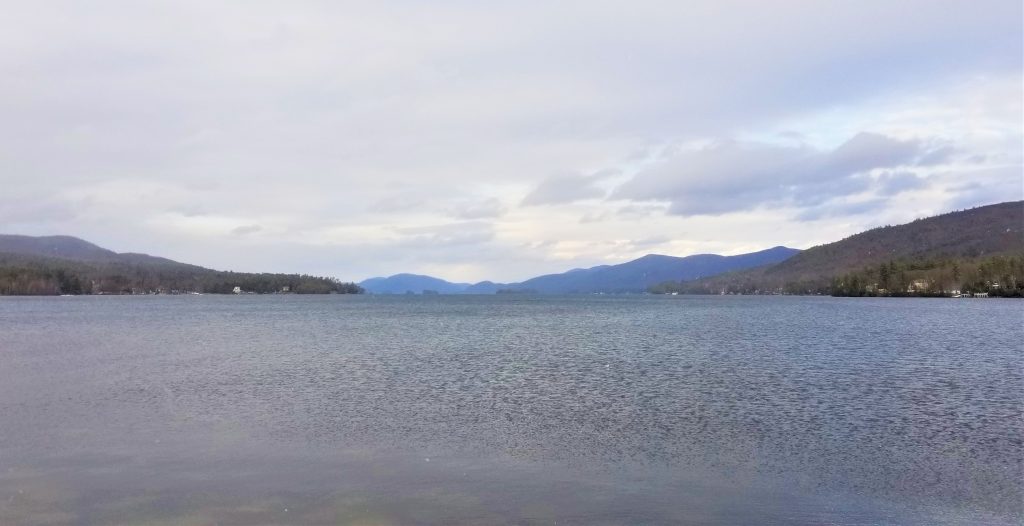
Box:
613 132 941 216
521 170 618 206
795 197 891 222
578 211 612 224
579 204 666 223
876 171 927 195
449 198 506 219
368 194 426 214
630 235 673 248
168 204 209 217
823 133 922 175
946 166 1024 210
231 224 263 236
394 222 495 247
0 2 1018 281
916 145 956 166
0 195 86 225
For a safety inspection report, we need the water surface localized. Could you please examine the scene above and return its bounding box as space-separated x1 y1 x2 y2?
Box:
1 295 1021 524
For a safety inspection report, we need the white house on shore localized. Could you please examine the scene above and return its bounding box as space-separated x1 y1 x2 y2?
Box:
232 286 242 294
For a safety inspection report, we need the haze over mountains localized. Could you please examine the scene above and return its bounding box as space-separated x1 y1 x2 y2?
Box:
359 246 799 294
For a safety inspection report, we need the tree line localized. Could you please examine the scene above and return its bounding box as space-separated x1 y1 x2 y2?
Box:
0 254 363 295
830 255 1023 297
650 254 1024 297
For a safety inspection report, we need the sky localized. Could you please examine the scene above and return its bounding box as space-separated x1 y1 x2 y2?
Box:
2 1 1021 283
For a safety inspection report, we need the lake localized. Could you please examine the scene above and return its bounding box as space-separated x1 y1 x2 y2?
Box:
0 295 1020 525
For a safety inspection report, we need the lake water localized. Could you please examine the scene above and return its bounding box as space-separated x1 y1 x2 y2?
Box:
0 295 1020 525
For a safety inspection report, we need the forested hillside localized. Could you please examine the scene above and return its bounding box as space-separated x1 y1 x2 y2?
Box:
0 235 362 295
652 201 1023 296
829 255 1023 297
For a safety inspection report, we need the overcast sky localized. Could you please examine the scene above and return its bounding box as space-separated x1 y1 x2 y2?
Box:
2 1 1021 282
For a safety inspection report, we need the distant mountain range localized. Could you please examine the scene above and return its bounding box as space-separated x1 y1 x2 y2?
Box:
658 201 1023 295
359 246 800 294
6 201 1019 297
0 235 361 295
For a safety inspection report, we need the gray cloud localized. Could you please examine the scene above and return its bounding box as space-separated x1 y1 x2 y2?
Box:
876 171 927 195
947 166 1024 210
0 196 85 224
824 133 922 175
522 170 618 206
231 224 263 236
795 198 891 222
613 132 937 216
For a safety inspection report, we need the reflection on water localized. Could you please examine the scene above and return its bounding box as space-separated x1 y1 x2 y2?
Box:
0 295 1021 525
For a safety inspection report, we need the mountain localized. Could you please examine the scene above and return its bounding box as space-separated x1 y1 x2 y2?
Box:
0 235 118 260
0 235 362 295
359 273 471 294
659 201 1024 295
507 246 799 294
360 246 799 294
0 235 209 269
462 281 503 294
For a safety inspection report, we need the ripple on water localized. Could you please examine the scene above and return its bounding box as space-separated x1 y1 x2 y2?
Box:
0 295 1021 524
